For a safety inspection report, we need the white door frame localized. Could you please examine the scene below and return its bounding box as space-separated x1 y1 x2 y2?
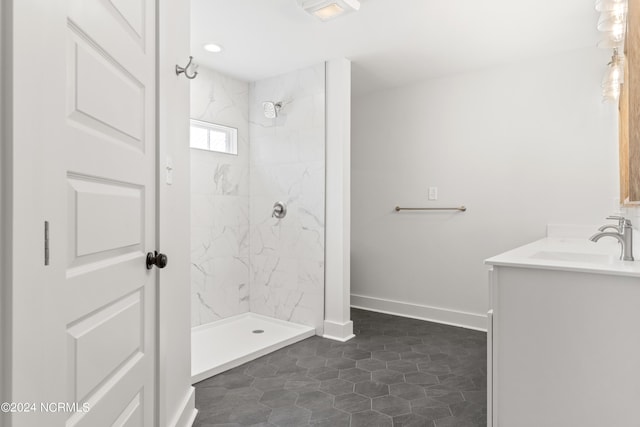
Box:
156 0 197 426
0 0 11 425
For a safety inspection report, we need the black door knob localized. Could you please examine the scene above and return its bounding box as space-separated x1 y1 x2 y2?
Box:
146 251 168 270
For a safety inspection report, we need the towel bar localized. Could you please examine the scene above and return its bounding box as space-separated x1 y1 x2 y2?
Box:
394 206 466 212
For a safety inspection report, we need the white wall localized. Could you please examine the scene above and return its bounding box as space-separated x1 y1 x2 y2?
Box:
190 67 250 326
249 64 326 333
351 48 619 329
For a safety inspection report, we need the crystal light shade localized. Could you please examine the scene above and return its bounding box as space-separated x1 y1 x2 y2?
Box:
597 34 626 48
596 0 628 48
595 0 628 12
601 50 625 102
602 84 621 103
597 9 627 31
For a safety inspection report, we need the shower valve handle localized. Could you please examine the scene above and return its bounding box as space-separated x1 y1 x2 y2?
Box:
272 201 287 219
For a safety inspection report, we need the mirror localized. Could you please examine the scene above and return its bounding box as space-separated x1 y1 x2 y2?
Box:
620 0 640 203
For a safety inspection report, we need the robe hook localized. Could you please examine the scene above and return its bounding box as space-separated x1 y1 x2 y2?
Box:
176 56 198 80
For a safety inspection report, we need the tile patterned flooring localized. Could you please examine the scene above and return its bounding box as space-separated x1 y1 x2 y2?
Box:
193 309 487 427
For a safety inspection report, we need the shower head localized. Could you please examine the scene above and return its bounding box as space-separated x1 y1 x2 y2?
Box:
263 101 282 119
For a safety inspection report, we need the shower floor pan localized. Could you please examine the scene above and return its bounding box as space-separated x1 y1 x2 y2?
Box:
191 312 316 384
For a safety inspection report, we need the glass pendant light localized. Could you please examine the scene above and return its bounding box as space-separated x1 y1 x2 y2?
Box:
596 0 628 48
596 0 628 101
602 49 625 102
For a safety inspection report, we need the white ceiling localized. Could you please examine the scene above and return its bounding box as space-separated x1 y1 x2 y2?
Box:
191 0 599 96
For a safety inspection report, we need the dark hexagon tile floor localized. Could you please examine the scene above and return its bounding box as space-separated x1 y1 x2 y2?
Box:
193 308 487 427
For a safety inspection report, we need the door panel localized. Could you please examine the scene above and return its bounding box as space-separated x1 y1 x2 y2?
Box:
113 393 144 427
11 0 156 425
62 0 156 425
68 0 148 70
68 29 146 147
67 176 143 259
67 291 143 402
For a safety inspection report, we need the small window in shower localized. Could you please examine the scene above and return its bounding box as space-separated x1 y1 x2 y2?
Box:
189 119 238 155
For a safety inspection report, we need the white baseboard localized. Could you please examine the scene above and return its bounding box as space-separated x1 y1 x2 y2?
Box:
351 294 487 332
322 333 356 342
171 386 197 427
322 319 355 342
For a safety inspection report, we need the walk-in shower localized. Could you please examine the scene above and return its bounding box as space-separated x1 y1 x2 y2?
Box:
189 64 326 383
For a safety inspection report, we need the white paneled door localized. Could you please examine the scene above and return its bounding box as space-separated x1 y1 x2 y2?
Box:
11 0 157 426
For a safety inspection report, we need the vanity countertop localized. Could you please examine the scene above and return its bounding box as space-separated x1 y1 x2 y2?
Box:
485 236 640 278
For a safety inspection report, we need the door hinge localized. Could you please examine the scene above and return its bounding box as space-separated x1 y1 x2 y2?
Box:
44 221 50 266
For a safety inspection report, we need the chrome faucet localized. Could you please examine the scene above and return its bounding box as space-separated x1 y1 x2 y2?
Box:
590 216 634 261
597 215 626 233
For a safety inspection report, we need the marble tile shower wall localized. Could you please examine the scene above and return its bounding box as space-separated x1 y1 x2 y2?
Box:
191 67 250 327
248 64 326 334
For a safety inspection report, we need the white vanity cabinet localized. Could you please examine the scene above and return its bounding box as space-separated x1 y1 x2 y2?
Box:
486 239 640 427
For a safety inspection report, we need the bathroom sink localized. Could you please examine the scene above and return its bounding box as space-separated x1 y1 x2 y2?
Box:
529 251 616 264
486 236 640 278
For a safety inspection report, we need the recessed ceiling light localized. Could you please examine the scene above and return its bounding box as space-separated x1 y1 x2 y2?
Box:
203 43 223 53
314 4 345 20
298 0 360 21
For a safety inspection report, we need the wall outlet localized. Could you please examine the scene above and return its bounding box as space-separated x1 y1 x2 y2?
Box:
428 187 438 200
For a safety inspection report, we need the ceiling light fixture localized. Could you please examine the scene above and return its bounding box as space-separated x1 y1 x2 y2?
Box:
297 0 360 21
203 43 223 53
